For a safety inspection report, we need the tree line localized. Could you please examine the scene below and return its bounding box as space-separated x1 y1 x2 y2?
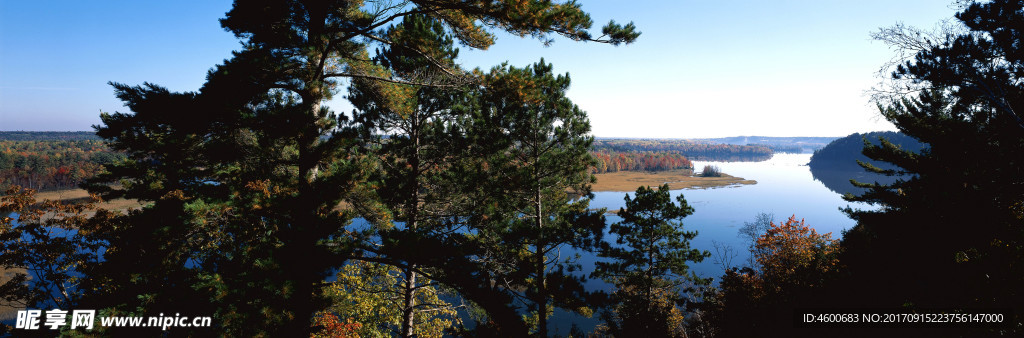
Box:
591 150 693 173
0 140 123 191
0 131 101 142
0 140 694 193
593 139 772 162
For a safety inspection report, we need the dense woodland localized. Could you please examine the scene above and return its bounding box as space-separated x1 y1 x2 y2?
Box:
593 139 772 162
807 131 922 173
590 150 692 173
0 139 122 190
0 131 101 142
2 1 1023 337
807 131 923 195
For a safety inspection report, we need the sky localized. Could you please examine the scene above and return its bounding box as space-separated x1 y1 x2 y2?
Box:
0 1 961 138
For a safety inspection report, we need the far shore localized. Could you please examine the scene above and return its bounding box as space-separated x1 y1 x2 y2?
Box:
591 169 756 192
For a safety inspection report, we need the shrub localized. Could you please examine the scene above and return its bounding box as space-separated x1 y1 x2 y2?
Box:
700 165 722 177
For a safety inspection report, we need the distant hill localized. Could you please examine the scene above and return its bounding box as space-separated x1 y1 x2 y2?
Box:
0 131 99 141
808 131 925 195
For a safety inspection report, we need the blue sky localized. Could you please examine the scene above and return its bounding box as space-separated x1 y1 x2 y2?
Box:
0 1 959 138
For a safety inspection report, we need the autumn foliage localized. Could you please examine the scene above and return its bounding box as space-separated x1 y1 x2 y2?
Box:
593 139 772 161
754 215 840 290
0 140 123 191
590 150 692 173
312 313 363 338
702 215 841 336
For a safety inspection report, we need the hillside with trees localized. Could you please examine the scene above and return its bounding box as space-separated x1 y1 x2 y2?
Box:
806 131 923 195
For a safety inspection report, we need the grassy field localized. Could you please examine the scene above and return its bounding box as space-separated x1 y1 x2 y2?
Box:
591 169 756 192
33 188 144 212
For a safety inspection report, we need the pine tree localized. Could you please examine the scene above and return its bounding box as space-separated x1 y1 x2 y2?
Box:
592 184 709 336
347 13 467 337
84 1 638 335
841 0 1024 330
466 59 607 337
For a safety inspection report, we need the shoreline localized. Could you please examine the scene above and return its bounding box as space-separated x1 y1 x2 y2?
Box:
29 188 143 212
590 169 756 192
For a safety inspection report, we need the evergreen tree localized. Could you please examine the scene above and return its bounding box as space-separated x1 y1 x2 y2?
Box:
466 60 607 336
592 184 710 336
348 13 468 337
841 0 1024 331
83 0 638 335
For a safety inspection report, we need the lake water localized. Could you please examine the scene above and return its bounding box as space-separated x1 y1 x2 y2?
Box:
548 153 873 334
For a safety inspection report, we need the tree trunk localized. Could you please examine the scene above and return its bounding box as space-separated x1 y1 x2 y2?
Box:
283 86 325 336
401 266 418 337
401 121 422 337
535 184 547 337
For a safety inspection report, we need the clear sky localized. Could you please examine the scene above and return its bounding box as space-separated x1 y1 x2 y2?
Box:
0 1 960 138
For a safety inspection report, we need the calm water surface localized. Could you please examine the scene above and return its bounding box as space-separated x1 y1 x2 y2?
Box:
549 153 872 334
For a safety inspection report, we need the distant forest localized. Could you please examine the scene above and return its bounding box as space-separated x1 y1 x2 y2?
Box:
591 150 692 173
0 133 776 187
0 131 101 141
807 131 924 195
593 138 773 162
0 132 123 190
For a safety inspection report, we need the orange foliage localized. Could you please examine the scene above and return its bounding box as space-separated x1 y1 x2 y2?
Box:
312 313 363 338
590 150 692 173
754 215 840 291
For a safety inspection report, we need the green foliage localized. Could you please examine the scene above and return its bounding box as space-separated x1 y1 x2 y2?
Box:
463 59 607 337
347 13 473 336
73 1 638 336
592 184 709 337
807 131 923 195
